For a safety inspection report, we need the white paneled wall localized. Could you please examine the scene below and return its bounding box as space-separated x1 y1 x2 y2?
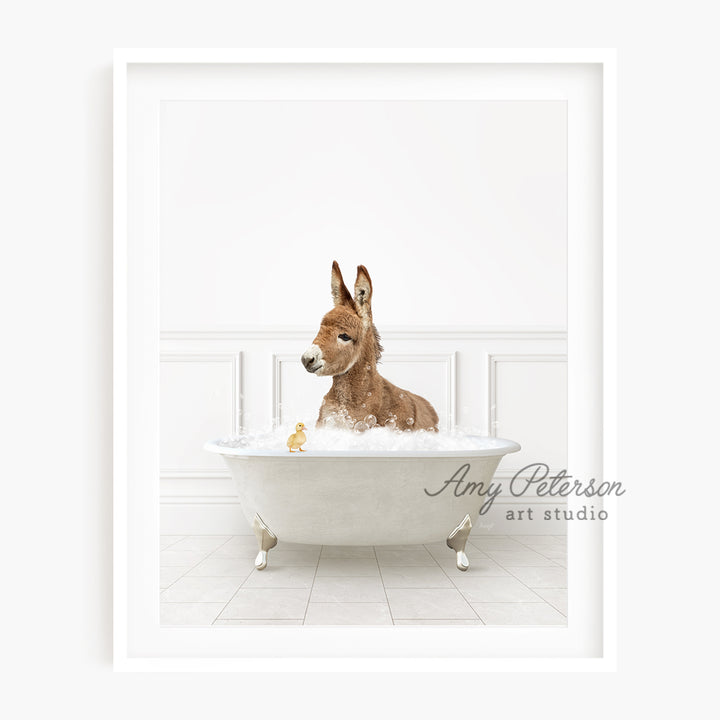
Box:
159 328 567 534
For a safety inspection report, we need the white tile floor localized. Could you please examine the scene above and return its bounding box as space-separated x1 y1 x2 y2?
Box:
160 534 567 626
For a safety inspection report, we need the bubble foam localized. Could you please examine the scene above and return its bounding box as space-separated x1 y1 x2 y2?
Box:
217 423 507 453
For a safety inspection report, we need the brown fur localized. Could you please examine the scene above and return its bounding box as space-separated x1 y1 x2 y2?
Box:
301 262 439 432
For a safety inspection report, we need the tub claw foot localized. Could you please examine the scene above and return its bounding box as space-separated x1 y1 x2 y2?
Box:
447 514 473 572
252 513 278 570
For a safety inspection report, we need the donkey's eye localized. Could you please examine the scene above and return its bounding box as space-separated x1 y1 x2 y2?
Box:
338 333 352 342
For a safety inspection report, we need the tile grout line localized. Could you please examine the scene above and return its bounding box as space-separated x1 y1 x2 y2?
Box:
532 591 568 618
158 535 242 604
383 544 485 623
505 536 567 600
301 545 323 625
375 546 395 626
435 543 501 621
160 535 238 595
510 534 567 565
160 548 220 595
161 540 247 615
446 537 566 615
161 574 258 603
436 544 485 622
501 564 566 602
159 534 188 551
208 535 263 625
300 601 398 604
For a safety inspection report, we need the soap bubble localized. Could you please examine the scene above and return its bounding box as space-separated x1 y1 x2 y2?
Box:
367 392 372 396
366 364 371 370
353 421 369 433
327 414 346 430
220 435 249 448
399 393 404 398
364 414 377 428
385 418 396 430
406 418 414 426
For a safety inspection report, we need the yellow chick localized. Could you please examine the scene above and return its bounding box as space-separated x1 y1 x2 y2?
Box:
287 422 308 452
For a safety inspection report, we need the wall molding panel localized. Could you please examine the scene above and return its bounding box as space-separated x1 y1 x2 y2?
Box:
271 352 301 428
488 353 568 478
159 351 242 480
160 351 243 432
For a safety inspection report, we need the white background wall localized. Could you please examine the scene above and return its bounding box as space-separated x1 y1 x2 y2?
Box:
1 2 718 718
159 97 566 328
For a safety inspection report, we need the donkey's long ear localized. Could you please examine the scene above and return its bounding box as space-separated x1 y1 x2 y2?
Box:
330 261 354 308
354 265 373 323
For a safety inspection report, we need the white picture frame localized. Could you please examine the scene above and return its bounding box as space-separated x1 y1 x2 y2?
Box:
114 48 616 671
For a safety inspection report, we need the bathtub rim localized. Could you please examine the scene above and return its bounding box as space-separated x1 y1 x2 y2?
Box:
204 434 521 459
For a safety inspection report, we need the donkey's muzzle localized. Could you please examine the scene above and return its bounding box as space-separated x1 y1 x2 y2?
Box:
301 345 324 374
300 345 322 373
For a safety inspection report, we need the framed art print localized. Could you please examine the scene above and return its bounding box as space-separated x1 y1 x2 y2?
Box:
114 49 617 670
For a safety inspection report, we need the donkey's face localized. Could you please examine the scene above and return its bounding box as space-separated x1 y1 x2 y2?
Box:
301 261 373 377
302 306 365 376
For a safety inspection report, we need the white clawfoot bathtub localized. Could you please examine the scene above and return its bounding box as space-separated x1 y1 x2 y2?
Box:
204 436 520 571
